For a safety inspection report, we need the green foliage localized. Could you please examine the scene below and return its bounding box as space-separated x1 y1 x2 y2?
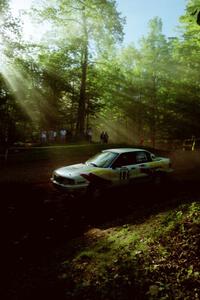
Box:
97 11 200 144
32 0 124 136
0 4 26 145
185 0 200 25
0 0 8 13
58 202 200 300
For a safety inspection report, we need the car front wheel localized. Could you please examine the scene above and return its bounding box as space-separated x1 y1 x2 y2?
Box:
152 172 167 185
87 184 103 200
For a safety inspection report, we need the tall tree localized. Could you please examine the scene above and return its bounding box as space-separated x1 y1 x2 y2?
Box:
0 0 24 148
35 0 124 137
171 0 200 138
137 18 171 146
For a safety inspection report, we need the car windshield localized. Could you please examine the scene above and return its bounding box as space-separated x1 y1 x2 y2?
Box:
86 151 118 168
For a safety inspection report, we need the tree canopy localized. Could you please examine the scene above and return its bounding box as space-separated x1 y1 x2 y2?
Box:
0 0 200 147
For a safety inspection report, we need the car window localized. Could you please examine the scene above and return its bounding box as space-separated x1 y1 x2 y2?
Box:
112 152 136 167
135 151 150 163
86 151 118 168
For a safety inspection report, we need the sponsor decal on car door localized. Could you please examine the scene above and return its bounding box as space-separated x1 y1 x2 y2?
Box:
133 152 152 180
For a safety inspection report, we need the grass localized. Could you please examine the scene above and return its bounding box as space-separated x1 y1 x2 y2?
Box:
59 202 200 300
1 143 109 164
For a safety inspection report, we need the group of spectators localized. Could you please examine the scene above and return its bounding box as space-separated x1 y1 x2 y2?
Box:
86 128 109 144
40 128 109 144
40 129 71 144
100 131 109 144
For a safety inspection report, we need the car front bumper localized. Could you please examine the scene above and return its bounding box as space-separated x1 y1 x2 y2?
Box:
51 178 88 194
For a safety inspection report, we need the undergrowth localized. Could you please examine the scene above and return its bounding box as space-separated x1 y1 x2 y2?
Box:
59 202 200 300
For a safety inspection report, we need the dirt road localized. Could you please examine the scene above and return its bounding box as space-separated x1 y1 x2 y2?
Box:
3 148 200 299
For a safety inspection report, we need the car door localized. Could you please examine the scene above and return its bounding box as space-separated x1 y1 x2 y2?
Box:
111 150 154 186
111 152 139 186
133 151 153 181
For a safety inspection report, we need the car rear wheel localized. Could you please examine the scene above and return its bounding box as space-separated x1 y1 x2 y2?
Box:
152 172 166 185
154 174 162 185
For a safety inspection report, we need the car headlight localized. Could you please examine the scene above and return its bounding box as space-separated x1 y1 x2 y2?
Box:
53 173 75 185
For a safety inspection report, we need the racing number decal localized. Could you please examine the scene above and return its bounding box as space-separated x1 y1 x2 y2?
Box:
120 167 129 180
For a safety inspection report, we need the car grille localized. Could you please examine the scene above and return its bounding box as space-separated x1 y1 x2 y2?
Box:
53 174 75 185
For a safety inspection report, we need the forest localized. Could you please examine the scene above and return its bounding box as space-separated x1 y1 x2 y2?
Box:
0 0 200 149
2 1 200 299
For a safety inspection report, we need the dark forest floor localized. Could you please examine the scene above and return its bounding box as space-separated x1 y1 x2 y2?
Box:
2 144 200 299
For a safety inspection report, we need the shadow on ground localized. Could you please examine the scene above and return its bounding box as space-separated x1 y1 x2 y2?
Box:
4 175 200 299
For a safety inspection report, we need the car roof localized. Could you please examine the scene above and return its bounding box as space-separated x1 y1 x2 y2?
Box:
103 148 148 154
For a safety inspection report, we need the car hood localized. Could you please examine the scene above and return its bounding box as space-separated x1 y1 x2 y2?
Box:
54 163 119 184
54 163 98 179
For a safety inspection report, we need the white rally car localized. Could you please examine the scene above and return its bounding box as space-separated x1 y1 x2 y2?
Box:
51 148 173 197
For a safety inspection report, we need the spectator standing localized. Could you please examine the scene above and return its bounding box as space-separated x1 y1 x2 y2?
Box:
60 129 66 143
104 131 109 144
100 131 105 143
87 127 92 143
100 131 109 144
53 131 57 143
41 130 47 144
48 130 54 143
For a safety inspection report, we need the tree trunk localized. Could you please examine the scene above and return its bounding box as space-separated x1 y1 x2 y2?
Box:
76 6 88 138
76 46 88 137
151 75 157 148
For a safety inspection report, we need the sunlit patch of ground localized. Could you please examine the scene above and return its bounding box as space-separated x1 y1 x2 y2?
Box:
58 202 200 300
